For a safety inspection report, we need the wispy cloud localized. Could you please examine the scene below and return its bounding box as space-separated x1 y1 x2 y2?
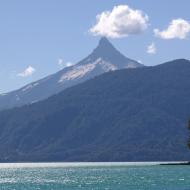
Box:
58 58 64 67
17 66 36 77
90 5 149 38
154 19 190 39
58 58 74 69
147 42 157 54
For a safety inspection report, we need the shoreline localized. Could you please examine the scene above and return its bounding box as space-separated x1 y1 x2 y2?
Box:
0 161 188 168
160 161 190 166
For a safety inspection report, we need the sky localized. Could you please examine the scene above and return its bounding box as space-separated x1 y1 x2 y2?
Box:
0 0 190 93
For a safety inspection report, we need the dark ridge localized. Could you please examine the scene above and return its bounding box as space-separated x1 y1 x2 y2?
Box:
0 59 190 162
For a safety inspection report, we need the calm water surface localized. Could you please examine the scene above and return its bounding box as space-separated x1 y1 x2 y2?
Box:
0 162 189 190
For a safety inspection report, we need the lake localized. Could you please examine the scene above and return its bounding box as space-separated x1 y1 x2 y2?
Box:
0 162 189 190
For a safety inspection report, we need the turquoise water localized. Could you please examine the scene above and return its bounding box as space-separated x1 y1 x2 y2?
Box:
0 162 189 190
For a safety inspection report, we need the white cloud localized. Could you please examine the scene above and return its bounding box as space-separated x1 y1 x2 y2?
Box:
154 19 190 39
90 5 149 38
58 58 74 69
65 61 74 67
65 62 73 67
138 60 142 64
17 66 36 77
58 58 64 67
147 42 156 54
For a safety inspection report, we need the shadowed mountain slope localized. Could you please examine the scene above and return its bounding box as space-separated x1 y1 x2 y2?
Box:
0 59 189 162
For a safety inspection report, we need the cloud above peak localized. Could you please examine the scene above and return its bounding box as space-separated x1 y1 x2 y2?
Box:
90 5 149 38
147 42 157 54
154 19 190 39
17 66 36 77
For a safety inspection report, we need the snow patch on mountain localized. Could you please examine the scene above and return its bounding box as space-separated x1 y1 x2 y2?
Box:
97 58 117 71
59 63 96 83
58 58 118 83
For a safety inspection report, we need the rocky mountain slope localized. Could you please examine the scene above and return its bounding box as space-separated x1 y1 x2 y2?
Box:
0 37 142 110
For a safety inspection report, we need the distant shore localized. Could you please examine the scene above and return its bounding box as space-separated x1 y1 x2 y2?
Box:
0 162 189 167
160 161 190 166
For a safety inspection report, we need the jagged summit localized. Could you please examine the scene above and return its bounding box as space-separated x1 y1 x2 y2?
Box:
97 37 115 50
91 37 118 58
93 37 118 53
99 36 110 43
79 37 142 69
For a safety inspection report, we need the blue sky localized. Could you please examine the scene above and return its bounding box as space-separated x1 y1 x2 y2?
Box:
0 0 190 93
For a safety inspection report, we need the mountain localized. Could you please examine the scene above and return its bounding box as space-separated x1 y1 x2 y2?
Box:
0 37 142 111
0 59 190 162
